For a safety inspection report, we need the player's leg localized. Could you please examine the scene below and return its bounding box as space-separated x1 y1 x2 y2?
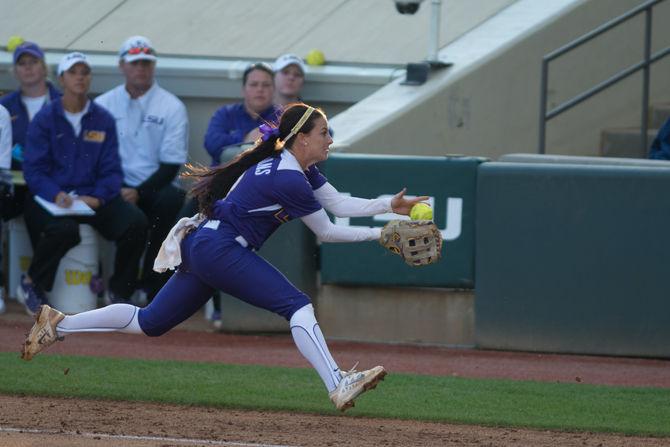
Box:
21 228 214 360
20 270 214 361
137 269 214 336
289 303 386 411
190 239 385 409
288 303 342 392
20 301 142 361
190 238 341 386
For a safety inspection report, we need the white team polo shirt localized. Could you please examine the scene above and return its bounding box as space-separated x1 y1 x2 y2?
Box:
95 82 189 187
0 104 11 169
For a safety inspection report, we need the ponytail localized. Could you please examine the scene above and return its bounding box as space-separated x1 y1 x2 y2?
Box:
186 137 280 218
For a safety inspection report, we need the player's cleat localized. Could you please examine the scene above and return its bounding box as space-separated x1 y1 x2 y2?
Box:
21 304 65 361
329 365 387 411
17 274 48 316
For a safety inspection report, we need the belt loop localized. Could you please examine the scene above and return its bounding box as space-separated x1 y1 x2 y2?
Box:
235 235 249 248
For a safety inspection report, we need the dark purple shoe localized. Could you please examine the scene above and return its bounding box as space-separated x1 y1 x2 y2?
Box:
89 274 105 295
16 275 49 316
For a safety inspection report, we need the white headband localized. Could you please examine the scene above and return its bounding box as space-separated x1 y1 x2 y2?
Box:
275 106 315 151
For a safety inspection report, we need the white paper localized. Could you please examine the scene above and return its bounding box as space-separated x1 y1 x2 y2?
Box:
34 194 95 216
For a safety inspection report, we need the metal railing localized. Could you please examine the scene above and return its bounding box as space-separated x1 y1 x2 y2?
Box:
538 0 670 154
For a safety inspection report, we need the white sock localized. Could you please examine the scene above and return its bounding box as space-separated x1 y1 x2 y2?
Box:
56 304 143 335
290 304 341 392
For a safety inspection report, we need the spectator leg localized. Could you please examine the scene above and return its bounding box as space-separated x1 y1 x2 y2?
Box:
91 196 148 300
23 195 80 292
138 185 186 301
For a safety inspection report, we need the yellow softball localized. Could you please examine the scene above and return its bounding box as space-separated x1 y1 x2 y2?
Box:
410 203 433 221
306 49 325 66
7 35 25 52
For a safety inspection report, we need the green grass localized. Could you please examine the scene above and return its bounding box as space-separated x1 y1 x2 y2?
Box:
0 352 668 437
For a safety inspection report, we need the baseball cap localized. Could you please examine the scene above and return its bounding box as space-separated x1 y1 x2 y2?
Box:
273 53 305 74
13 41 45 64
119 35 157 63
57 52 90 76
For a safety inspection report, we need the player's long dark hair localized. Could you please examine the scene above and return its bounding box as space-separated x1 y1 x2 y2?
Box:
186 103 325 218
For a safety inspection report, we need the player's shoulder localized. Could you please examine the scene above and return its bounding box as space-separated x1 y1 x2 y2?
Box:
273 154 312 191
277 150 304 173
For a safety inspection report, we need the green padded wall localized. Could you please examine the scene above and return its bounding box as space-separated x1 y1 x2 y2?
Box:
320 153 484 288
476 162 670 358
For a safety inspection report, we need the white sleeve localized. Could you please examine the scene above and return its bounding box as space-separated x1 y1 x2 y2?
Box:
313 182 393 217
0 105 12 170
301 208 381 243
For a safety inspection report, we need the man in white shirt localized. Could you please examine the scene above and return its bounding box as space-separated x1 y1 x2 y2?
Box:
0 105 11 172
96 36 189 302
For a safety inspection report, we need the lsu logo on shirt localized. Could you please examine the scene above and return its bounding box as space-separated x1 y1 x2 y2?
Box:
83 130 106 143
143 115 164 125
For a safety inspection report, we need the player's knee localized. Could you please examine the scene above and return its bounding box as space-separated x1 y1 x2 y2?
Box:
283 294 312 321
137 307 170 337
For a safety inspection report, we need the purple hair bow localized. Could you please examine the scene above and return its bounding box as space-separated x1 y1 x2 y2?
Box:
259 123 280 141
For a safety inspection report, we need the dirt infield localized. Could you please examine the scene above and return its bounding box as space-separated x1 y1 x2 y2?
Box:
1 395 668 447
1 301 669 446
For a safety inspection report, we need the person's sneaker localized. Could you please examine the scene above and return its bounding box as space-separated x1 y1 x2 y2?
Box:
329 365 387 411
21 304 65 361
210 309 222 330
16 275 48 316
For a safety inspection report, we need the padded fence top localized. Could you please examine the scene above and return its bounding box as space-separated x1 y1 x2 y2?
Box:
498 153 670 168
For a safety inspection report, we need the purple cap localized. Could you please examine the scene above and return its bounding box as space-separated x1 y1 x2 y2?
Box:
13 42 45 64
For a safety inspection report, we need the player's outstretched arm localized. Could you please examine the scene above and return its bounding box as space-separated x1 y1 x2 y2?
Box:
314 184 428 218
301 208 381 242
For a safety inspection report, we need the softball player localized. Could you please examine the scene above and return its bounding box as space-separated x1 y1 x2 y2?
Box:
21 103 427 411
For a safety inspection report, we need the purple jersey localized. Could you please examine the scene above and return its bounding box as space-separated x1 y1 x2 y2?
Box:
212 150 327 249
